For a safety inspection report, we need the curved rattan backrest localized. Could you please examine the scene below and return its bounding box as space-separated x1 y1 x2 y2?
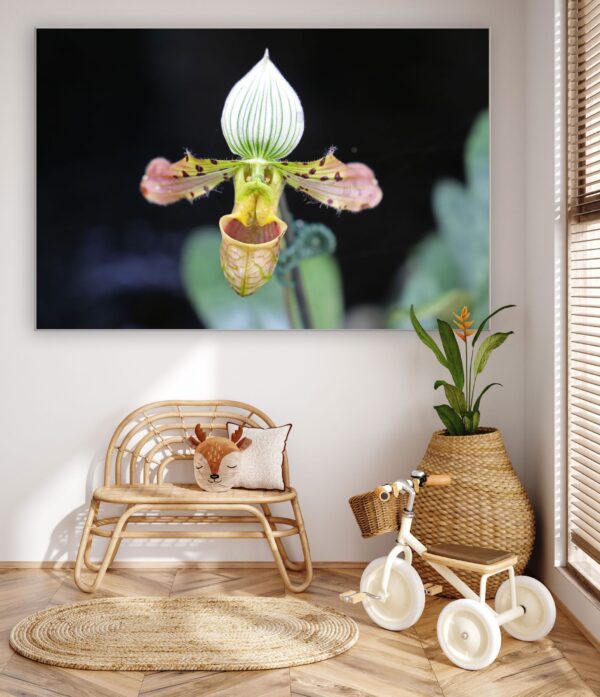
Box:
103 400 289 488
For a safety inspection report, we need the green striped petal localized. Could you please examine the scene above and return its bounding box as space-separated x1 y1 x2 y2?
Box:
221 49 304 161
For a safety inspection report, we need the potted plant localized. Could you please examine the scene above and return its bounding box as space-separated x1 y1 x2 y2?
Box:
409 304 534 598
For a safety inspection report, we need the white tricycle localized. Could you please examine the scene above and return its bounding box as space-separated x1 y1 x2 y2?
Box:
341 470 556 670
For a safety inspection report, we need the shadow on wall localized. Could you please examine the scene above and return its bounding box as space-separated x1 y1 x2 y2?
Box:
36 343 222 565
2 339 218 563
42 441 105 564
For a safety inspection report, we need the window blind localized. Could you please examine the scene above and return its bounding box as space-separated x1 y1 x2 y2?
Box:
567 0 600 591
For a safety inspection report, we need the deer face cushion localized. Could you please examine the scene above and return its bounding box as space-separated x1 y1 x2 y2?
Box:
187 424 252 492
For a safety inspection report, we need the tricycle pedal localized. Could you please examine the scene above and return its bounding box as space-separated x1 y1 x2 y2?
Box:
424 583 443 596
339 590 381 603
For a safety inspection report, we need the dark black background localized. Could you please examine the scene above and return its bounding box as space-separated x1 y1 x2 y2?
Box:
36 29 488 328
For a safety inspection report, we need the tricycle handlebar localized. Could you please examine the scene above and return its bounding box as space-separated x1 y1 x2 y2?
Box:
374 472 451 501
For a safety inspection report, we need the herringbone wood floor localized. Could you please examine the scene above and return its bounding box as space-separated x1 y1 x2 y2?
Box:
0 566 598 697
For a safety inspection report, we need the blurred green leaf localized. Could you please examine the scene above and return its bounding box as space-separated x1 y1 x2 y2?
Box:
390 289 470 329
392 110 489 329
298 254 344 329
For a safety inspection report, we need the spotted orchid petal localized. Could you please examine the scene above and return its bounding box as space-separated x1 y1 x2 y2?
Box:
275 150 383 212
219 167 287 296
221 50 304 161
140 154 238 205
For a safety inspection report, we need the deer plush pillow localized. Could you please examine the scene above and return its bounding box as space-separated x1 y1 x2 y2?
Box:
226 422 292 491
187 424 252 492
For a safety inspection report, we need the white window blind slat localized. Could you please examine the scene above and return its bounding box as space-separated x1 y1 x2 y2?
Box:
568 0 600 584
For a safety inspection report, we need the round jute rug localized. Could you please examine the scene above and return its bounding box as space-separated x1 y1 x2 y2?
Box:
10 596 359 671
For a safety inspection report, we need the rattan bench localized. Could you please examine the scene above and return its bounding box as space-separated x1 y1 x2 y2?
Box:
74 400 313 593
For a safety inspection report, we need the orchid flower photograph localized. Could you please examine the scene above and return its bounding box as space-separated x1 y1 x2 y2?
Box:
37 29 489 329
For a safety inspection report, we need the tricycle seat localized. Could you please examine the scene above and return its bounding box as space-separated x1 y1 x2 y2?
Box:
422 543 517 574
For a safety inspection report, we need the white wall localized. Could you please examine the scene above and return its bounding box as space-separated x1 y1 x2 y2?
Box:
525 0 600 641
0 0 526 564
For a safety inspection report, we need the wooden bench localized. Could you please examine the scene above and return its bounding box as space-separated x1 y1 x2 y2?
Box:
74 400 313 593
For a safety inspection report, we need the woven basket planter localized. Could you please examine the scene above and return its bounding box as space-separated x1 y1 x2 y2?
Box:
412 428 535 599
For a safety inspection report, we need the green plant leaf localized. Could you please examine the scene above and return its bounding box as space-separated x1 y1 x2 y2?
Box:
434 380 466 414
181 228 289 329
410 306 449 369
437 319 464 389
472 304 516 346
463 412 473 434
297 254 343 329
473 332 513 375
472 382 502 413
434 404 465 435
472 411 480 430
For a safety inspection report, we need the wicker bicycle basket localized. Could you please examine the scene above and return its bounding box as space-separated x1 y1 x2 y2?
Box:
349 490 402 538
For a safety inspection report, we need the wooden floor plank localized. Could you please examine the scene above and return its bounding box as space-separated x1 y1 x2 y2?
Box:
2 653 143 697
139 668 290 697
50 568 177 606
0 570 67 673
0 671 68 696
170 568 286 598
0 567 598 697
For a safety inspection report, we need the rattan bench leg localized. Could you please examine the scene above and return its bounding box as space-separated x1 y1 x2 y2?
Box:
74 503 137 593
290 495 313 591
260 503 304 572
80 499 101 572
255 497 312 593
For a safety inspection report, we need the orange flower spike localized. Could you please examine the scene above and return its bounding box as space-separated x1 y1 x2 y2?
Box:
453 306 475 342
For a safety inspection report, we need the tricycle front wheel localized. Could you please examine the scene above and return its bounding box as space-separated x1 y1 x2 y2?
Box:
360 556 425 631
437 599 501 670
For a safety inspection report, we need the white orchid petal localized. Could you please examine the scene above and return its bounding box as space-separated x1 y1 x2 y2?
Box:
221 50 304 161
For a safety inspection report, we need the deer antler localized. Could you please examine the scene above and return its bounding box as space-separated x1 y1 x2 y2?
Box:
230 425 244 444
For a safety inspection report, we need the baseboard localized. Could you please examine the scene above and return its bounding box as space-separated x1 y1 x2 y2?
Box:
553 593 600 653
0 560 368 570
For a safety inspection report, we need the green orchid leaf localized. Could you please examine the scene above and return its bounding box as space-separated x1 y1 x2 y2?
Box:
473 332 514 375
434 380 466 414
410 306 449 369
472 304 516 346
181 227 289 329
473 382 502 413
472 410 480 431
437 319 464 389
434 404 464 435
